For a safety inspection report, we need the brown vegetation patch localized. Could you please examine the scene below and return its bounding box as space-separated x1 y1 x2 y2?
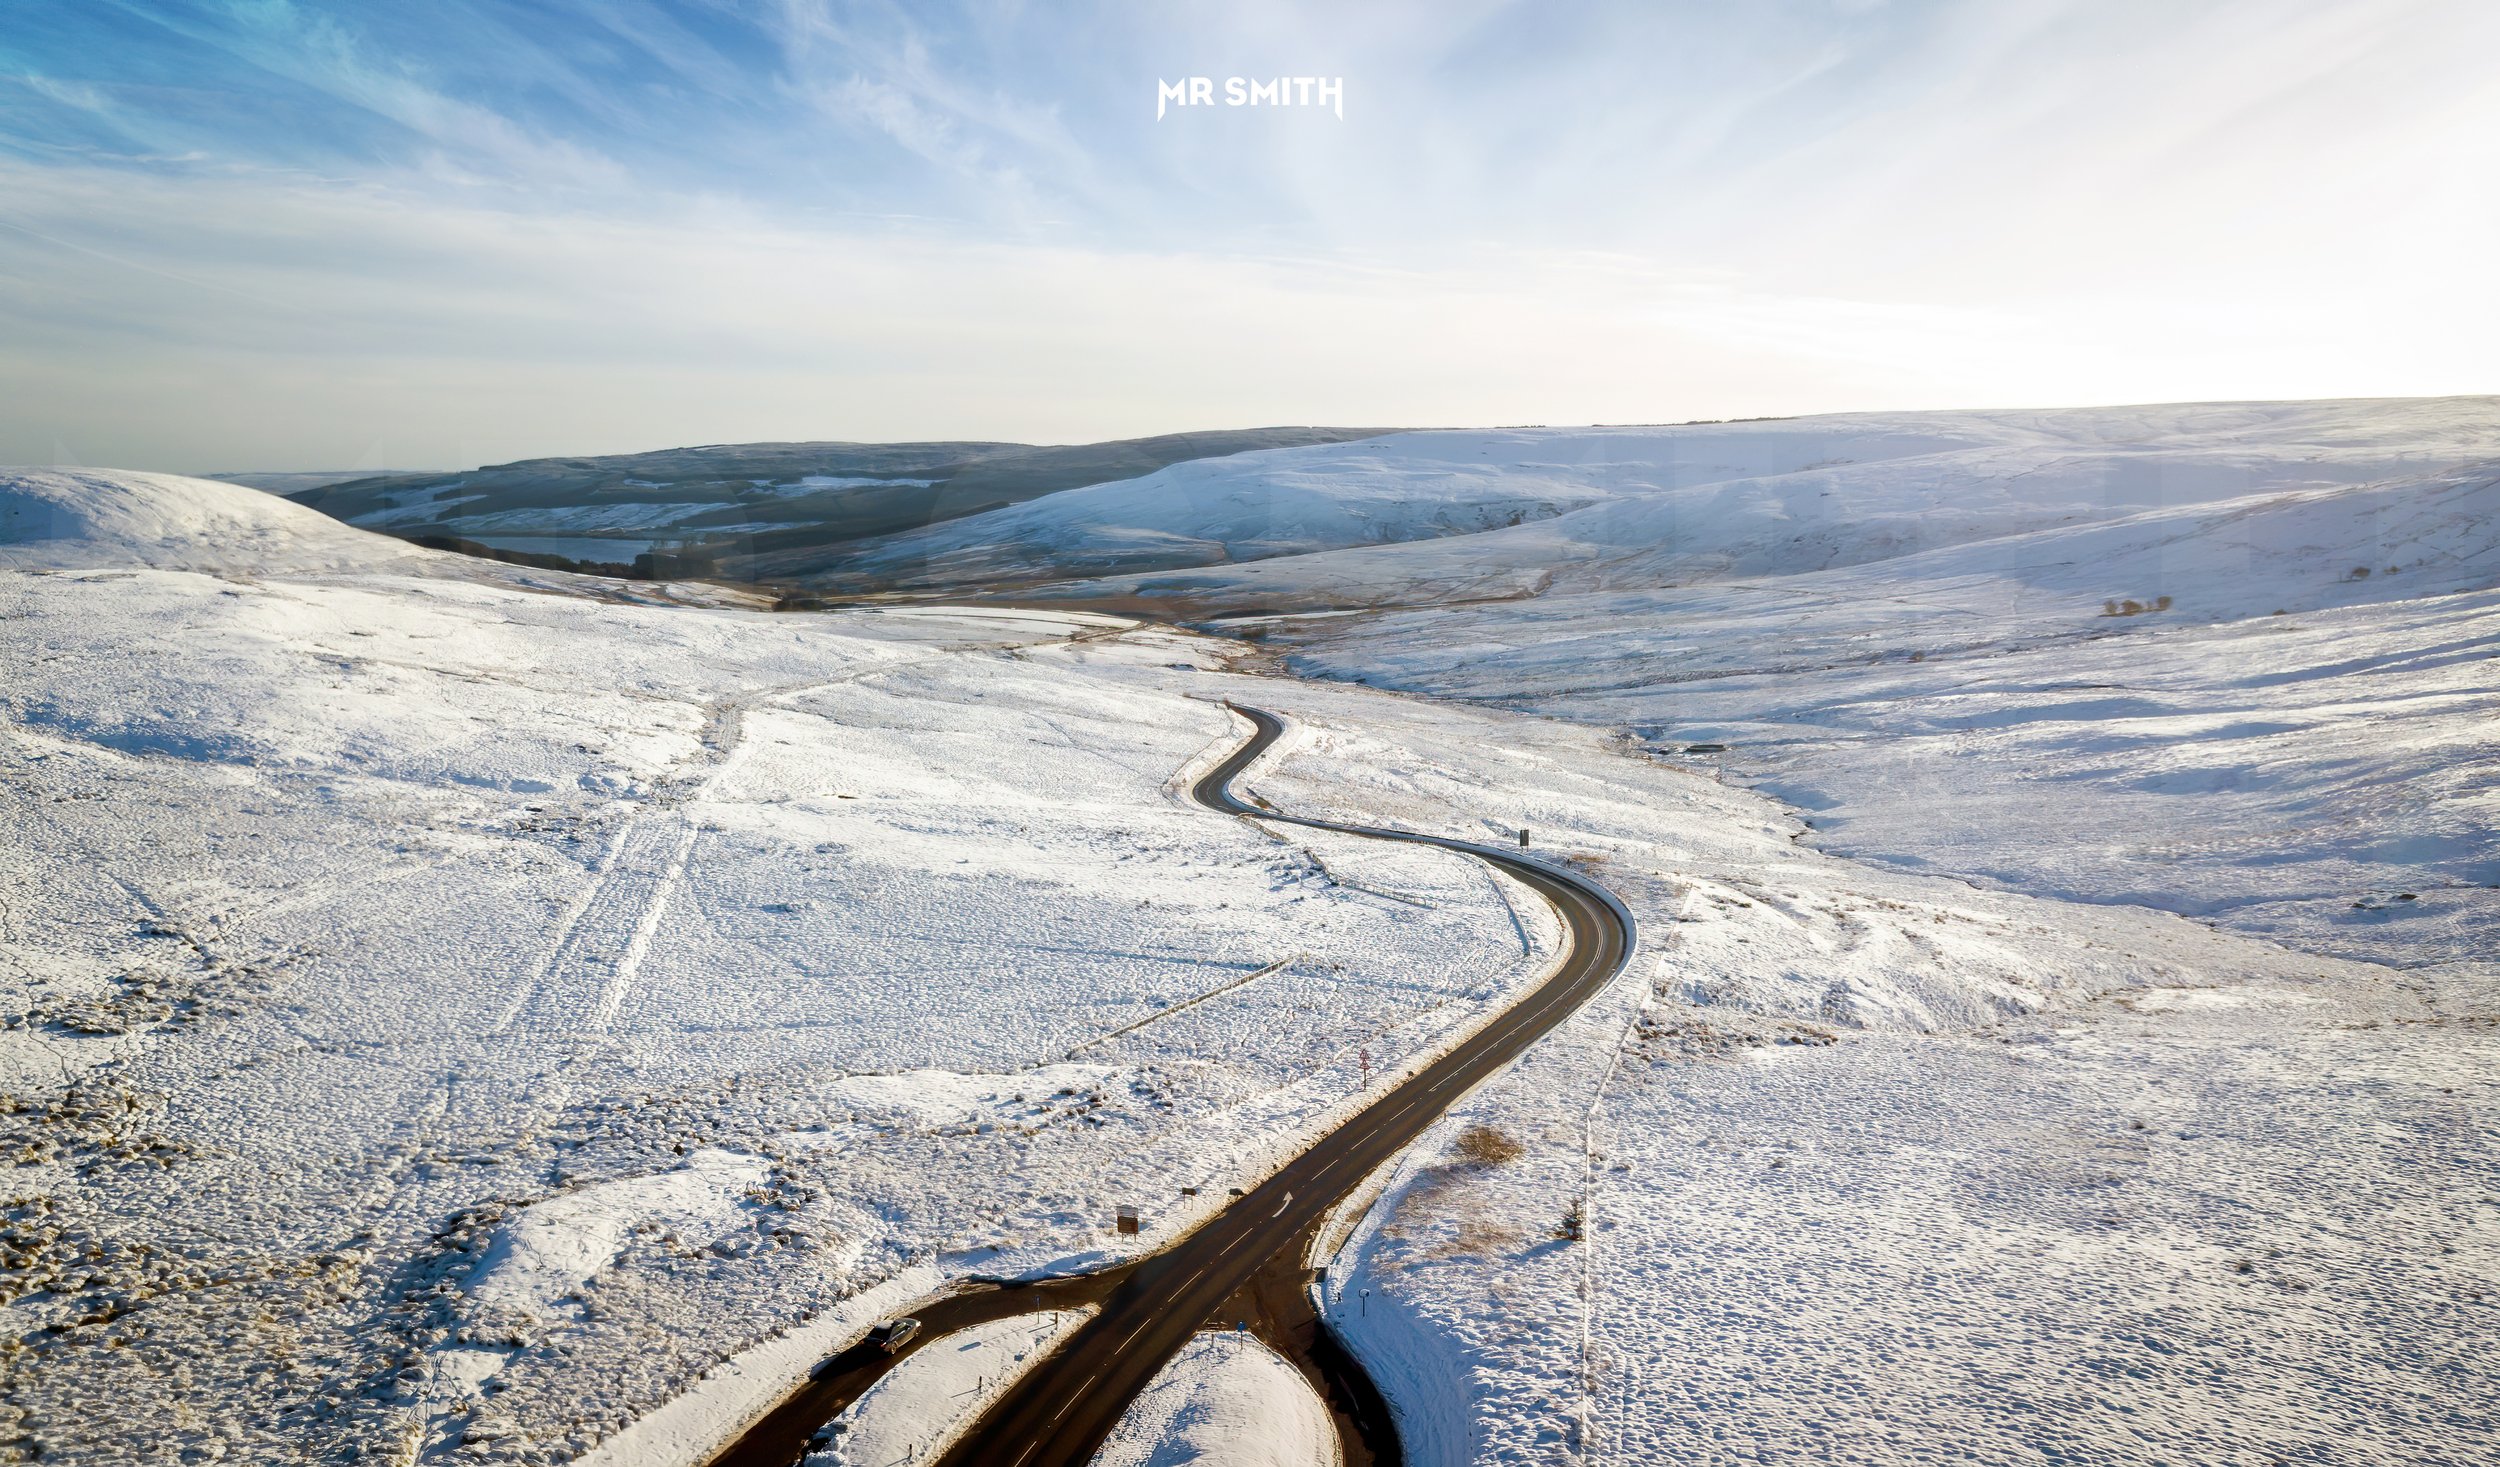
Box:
1633 1009 1838 1062
1448 1123 1525 1167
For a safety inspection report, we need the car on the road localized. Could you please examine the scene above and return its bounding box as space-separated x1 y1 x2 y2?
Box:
866 1317 921 1353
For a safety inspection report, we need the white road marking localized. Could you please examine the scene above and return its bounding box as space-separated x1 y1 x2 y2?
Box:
1051 1374 1098 1422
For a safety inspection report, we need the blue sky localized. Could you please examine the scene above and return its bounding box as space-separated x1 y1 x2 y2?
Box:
4 0 2495 469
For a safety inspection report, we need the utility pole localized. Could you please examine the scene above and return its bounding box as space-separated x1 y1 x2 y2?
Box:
1519 827 1530 848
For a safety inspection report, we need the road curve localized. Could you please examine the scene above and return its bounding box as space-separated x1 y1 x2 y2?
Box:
927 704 1637 1467
706 703 1636 1467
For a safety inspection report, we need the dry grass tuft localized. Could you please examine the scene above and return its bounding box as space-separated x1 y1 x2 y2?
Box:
1448 1123 1524 1167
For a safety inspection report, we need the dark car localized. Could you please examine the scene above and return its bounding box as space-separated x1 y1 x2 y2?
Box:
867 1317 922 1353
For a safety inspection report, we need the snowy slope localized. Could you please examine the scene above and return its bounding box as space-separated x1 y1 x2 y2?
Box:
1208 697 2497 1467
859 398 2499 970
286 427 1401 579
8 461 2490 1467
804 414 2010 590
2 466 421 573
1323 955 2498 1467
0 473 1564 1465
814 397 2500 596
1272 459 2500 967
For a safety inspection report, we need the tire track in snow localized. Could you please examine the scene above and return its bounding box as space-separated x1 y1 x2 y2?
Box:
487 818 633 1037
492 624 1129 1057
590 818 701 1032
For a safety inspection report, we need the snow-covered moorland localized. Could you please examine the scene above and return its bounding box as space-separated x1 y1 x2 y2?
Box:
1 471 1562 1463
813 397 2500 601
889 398 2499 970
1229 697 2497 1465
3 445 2491 1467
794 395 2499 1463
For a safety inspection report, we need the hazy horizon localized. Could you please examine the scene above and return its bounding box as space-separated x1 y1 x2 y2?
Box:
176 390 2500 481
6 0 2496 471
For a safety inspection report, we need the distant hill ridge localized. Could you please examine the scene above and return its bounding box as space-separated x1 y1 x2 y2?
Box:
789 395 2500 609
281 426 1400 580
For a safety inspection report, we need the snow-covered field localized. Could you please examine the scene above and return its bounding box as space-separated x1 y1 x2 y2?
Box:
5 423 2491 1467
1315 942 2498 1466
1287 576 2500 966
793 397 2500 1463
0 471 1561 1464
866 398 2499 969
1061 675 2494 1466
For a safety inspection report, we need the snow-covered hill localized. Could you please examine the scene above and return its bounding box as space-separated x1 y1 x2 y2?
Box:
814 397 2500 600
2 467 421 573
816 398 2500 971
277 427 1397 578
7 464 2489 1467
0 470 1557 1462
1263 450 2500 968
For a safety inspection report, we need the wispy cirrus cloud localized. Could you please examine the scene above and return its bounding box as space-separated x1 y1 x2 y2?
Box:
1 0 2493 468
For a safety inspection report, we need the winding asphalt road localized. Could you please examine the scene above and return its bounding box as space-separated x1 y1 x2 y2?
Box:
708 702 1636 1467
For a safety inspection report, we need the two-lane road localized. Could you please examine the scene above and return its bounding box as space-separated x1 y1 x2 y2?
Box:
707 703 1636 1467
925 704 1637 1467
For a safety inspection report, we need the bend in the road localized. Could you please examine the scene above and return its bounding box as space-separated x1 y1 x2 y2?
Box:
705 702 1637 1467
